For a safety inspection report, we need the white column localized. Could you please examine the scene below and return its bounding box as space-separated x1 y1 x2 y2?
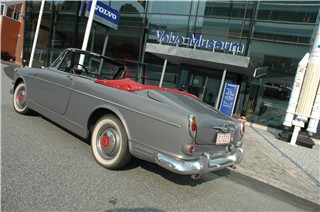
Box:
215 67 227 109
290 120 305 145
159 59 167 87
290 126 300 146
29 0 45 67
101 29 109 56
79 0 97 65
99 30 109 72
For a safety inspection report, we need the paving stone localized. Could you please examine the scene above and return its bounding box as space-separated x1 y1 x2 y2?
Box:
233 126 320 204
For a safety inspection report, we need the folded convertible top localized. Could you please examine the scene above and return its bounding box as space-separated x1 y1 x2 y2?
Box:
95 78 197 99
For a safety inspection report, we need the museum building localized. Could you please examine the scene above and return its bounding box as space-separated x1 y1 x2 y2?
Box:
2 0 320 134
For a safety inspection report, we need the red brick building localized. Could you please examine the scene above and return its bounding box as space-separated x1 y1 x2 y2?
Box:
1 1 25 64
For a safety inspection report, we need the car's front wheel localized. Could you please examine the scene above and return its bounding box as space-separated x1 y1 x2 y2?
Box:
91 115 131 169
13 82 31 115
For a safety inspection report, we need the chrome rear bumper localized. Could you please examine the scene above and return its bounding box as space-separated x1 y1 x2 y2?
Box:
155 148 244 175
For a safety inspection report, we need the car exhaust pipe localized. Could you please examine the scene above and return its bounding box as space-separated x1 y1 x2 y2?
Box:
230 165 237 169
191 173 201 180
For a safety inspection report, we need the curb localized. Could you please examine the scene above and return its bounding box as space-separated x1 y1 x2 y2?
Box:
230 166 320 205
238 125 320 205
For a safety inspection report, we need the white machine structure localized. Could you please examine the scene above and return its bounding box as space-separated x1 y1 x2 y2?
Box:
283 23 320 146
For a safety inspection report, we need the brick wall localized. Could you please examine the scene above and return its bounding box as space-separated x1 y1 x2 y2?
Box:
1 16 21 59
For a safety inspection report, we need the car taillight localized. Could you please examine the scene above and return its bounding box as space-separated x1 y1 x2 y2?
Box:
241 121 245 134
237 141 243 148
188 115 197 138
182 144 195 155
239 116 246 135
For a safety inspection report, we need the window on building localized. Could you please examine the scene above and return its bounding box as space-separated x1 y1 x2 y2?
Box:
111 1 146 27
1 4 5 15
3 4 22 21
147 14 189 33
147 1 192 15
257 2 320 23
203 1 249 18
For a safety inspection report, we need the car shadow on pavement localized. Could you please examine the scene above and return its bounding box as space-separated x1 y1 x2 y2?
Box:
133 158 230 186
3 62 18 80
36 115 92 146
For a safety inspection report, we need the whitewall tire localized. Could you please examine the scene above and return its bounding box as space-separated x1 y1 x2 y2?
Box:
13 82 31 115
91 114 131 169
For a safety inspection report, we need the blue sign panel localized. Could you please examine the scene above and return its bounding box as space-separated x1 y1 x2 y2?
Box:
86 0 120 30
219 83 240 116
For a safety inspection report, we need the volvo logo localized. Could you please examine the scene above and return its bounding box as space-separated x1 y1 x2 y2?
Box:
95 5 117 20
213 123 235 132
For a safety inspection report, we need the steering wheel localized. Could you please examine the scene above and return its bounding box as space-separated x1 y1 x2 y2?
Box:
69 63 88 74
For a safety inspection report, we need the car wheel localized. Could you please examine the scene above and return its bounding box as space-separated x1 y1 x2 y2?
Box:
91 114 131 169
13 82 31 115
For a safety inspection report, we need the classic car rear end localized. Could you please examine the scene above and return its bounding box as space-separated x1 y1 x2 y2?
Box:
132 89 244 178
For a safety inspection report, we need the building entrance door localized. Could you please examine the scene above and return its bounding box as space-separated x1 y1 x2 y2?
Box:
178 66 222 107
188 72 205 99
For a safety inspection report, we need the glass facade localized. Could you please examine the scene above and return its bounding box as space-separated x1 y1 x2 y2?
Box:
22 0 320 134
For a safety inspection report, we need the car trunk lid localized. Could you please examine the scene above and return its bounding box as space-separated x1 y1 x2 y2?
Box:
146 90 238 145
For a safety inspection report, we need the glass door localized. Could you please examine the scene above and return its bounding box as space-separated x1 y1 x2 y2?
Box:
188 73 205 98
202 77 221 107
178 65 223 105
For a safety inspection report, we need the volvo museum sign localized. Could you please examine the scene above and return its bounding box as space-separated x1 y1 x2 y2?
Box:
156 31 245 54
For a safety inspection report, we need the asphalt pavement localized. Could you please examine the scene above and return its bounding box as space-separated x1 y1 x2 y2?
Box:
2 61 320 208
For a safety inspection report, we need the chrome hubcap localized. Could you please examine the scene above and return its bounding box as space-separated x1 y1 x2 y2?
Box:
97 127 119 159
16 88 26 109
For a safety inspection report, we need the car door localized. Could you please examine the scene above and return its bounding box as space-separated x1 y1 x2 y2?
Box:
32 67 75 115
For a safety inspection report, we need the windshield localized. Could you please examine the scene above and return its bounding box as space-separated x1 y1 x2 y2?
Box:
52 49 126 80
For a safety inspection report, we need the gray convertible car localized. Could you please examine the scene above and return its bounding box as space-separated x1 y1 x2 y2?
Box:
12 48 244 179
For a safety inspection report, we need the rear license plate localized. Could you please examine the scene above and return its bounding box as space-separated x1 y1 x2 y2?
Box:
216 133 231 145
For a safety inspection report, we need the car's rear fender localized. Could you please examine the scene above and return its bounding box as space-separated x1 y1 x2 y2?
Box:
85 103 196 163
12 77 23 91
86 105 131 140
